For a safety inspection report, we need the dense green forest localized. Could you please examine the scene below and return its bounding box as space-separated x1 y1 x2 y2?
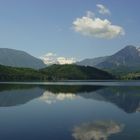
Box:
1 63 140 81
0 64 114 81
40 64 114 80
104 67 140 80
120 72 140 80
0 65 44 81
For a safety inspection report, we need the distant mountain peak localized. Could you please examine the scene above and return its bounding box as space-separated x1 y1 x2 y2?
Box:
113 45 140 58
0 48 46 69
124 45 136 49
77 45 140 71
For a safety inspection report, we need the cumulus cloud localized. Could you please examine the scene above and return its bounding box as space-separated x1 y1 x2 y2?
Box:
73 11 125 39
86 11 95 18
97 4 111 15
72 120 124 140
40 53 76 65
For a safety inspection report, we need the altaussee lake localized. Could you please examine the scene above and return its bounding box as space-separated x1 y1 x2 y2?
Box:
0 81 140 140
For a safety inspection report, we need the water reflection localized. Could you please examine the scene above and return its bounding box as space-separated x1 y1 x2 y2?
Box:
0 84 140 139
40 91 76 104
90 87 140 113
72 120 124 140
0 85 103 107
0 84 140 114
41 85 140 113
0 84 44 107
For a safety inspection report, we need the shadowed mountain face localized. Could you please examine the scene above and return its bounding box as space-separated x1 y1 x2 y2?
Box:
0 84 140 113
76 56 109 67
0 48 46 69
97 45 140 69
77 45 140 71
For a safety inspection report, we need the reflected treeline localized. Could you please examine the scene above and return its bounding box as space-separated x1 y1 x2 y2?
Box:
72 120 124 140
0 84 36 92
40 85 104 94
0 84 140 113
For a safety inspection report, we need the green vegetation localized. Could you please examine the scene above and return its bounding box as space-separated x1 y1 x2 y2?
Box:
0 64 114 81
104 67 140 80
120 72 140 80
40 64 114 80
0 65 44 81
41 85 103 93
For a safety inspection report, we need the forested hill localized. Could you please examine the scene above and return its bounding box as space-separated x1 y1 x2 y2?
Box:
0 64 114 81
40 64 114 80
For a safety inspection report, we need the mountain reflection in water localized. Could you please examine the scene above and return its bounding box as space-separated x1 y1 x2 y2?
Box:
0 84 140 114
0 83 139 140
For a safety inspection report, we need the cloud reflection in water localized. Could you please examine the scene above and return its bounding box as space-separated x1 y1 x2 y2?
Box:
72 120 124 140
40 91 76 104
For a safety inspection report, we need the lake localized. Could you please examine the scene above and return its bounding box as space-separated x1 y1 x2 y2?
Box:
0 82 140 140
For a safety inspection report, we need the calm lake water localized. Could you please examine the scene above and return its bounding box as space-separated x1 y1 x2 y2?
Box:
0 82 140 140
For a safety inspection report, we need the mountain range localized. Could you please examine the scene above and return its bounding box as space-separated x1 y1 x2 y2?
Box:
0 45 140 76
0 48 46 69
77 45 140 72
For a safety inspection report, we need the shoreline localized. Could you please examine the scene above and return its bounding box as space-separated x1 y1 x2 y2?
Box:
1 80 140 86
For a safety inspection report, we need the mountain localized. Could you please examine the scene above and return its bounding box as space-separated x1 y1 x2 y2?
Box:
77 45 140 73
0 48 46 69
76 56 109 67
97 45 140 69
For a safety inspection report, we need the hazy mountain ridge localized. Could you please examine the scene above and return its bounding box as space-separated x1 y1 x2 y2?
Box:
0 48 46 69
97 45 140 69
76 56 109 67
77 45 140 71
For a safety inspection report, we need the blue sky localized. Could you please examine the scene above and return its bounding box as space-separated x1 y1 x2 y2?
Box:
0 0 139 62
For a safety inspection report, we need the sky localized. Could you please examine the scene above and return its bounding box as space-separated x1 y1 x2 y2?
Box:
0 0 140 63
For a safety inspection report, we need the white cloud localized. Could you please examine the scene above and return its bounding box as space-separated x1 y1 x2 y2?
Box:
40 53 76 65
97 4 111 15
86 11 95 18
73 11 125 39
